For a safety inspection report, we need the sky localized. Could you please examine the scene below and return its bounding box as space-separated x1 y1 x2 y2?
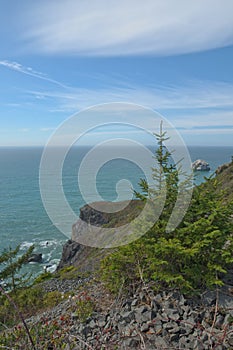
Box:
0 0 233 146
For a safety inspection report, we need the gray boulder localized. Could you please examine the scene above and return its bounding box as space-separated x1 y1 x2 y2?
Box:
27 253 43 263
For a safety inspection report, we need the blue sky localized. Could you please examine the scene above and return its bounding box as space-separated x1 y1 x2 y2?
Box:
0 0 233 146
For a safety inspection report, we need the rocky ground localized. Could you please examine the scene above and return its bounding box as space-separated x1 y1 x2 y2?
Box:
23 273 233 350
74 287 233 350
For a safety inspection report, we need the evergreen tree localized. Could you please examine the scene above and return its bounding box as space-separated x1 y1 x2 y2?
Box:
0 244 34 292
101 125 233 294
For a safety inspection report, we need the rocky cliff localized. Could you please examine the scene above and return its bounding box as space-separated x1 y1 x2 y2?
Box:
57 239 101 272
58 200 143 271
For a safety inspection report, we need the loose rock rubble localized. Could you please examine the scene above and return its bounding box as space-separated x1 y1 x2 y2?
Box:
23 275 233 349
65 287 233 349
41 277 91 293
22 266 233 349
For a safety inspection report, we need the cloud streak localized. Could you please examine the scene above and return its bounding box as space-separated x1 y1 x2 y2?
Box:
27 80 233 112
0 60 68 88
26 79 233 144
23 0 233 56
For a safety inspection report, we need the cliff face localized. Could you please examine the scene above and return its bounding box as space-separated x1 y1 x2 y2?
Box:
57 239 104 272
58 204 109 271
58 200 143 271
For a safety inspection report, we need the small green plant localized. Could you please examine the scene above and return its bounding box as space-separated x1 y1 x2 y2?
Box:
56 265 79 280
0 315 76 349
73 291 95 322
227 315 233 325
0 285 37 349
33 271 53 284
43 290 63 308
0 285 66 330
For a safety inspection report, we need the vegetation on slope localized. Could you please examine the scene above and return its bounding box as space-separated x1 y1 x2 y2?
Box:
215 160 233 203
101 126 233 294
0 125 232 348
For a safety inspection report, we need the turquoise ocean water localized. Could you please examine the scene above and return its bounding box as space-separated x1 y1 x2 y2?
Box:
0 146 232 276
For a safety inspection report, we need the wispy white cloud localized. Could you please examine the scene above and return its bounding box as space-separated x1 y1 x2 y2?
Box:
173 110 233 129
25 79 233 144
40 127 55 132
22 0 233 56
0 60 68 88
27 80 233 112
180 128 233 135
6 103 21 107
18 128 30 132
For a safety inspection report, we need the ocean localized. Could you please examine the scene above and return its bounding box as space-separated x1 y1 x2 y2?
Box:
0 145 232 276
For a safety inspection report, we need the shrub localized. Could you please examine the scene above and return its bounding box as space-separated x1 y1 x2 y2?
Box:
33 271 53 284
72 291 95 322
0 286 66 330
56 265 79 280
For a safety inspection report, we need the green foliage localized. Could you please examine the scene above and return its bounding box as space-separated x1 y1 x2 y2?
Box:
33 271 53 284
56 265 79 280
227 315 233 325
0 315 76 349
54 266 93 282
101 124 233 295
43 290 64 308
0 286 65 330
0 244 34 292
135 122 180 206
73 291 95 322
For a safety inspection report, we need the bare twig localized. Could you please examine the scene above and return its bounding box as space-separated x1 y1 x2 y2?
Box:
70 334 95 349
0 321 10 330
208 287 219 349
138 331 146 349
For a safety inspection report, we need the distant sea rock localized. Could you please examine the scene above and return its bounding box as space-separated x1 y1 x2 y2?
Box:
192 159 210 171
27 253 43 263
